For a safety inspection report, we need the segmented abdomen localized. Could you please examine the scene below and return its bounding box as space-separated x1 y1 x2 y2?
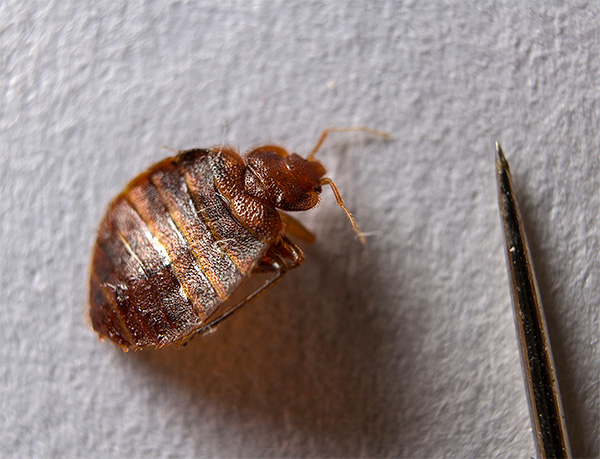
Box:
89 150 268 350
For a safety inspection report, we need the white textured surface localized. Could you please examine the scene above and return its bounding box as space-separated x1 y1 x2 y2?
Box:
1 1 598 457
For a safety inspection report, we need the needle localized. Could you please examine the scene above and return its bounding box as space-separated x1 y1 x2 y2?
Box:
495 143 571 458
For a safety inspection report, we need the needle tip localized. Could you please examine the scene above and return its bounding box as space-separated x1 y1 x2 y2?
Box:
495 142 509 173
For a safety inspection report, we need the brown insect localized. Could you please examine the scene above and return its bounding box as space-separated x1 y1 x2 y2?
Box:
89 127 389 351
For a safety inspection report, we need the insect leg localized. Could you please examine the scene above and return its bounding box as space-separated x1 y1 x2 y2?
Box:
188 236 305 341
190 235 304 346
272 234 305 269
251 235 305 274
279 211 316 244
190 257 286 340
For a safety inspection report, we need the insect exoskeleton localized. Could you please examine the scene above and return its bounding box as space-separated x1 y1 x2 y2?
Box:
89 127 390 351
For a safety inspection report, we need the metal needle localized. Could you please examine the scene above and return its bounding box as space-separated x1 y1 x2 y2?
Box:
495 143 571 458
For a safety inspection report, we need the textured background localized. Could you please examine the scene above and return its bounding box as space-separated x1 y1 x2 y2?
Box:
1 1 598 457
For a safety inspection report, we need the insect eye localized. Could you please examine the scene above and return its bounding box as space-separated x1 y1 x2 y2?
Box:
315 185 322 193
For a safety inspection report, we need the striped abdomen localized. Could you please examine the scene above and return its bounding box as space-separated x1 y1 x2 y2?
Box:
89 150 268 350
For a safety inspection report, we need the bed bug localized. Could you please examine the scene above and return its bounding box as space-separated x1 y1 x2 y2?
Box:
89 127 390 351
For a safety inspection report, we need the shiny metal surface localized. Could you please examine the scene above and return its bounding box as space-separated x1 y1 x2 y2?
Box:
495 143 571 458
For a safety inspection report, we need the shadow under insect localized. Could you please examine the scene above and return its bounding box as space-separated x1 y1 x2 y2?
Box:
131 229 409 457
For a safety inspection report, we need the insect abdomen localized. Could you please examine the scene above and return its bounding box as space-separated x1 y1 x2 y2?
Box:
89 150 268 350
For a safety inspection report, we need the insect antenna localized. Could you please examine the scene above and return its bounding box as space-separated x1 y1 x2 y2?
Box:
321 177 366 245
308 126 392 160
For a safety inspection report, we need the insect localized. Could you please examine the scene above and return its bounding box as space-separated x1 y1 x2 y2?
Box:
89 127 390 351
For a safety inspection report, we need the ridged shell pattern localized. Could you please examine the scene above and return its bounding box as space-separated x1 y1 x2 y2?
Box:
89 150 268 349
